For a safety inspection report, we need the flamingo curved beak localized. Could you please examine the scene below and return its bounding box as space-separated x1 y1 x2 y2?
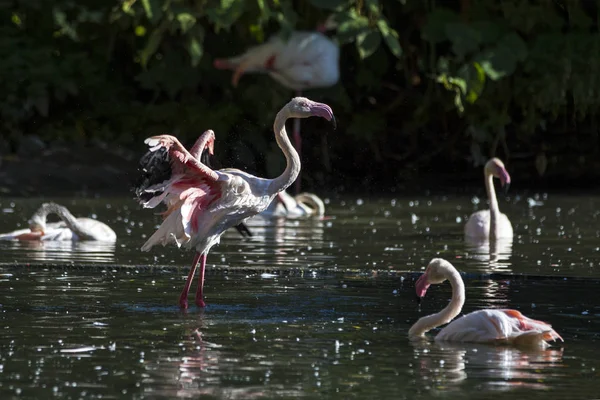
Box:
310 103 336 129
499 168 511 195
415 272 430 300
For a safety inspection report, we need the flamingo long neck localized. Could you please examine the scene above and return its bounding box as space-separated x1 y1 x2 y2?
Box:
408 268 465 338
267 107 301 195
36 203 92 239
485 173 500 240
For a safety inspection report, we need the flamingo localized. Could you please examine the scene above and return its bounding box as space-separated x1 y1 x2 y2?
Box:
214 30 340 193
464 158 513 240
136 130 253 239
0 202 116 242
260 190 325 218
136 97 335 308
408 258 563 348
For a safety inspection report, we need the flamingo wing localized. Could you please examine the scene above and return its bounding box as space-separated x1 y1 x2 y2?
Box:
435 309 562 346
144 135 219 182
140 175 222 251
138 135 223 251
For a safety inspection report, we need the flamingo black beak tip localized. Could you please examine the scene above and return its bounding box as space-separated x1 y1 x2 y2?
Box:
416 295 422 305
330 115 337 130
503 183 510 196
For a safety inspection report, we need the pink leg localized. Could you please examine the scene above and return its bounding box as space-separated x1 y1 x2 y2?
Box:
195 253 208 307
179 252 202 309
293 90 302 194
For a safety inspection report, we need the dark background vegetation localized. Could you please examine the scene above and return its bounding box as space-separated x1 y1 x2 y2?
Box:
1 0 599 195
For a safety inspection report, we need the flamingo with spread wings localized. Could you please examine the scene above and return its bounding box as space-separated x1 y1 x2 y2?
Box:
135 97 335 308
408 258 563 348
214 30 339 193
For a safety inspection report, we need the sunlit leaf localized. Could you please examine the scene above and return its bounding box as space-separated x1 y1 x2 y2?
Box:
474 33 527 81
141 0 161 23
356 29 381 59
186 38 203 67
140 23 166 68
336 15 369 44
377 19 402 58
186 26 204 67
176 13 196 33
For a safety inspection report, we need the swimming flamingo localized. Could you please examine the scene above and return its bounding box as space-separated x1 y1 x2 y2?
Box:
136 97 335 308
464 158 513 240
214 30 339 193
408 258 563 348
0 202 116 242
261 190 325 218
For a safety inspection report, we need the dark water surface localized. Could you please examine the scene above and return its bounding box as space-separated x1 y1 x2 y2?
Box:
1 194 600 399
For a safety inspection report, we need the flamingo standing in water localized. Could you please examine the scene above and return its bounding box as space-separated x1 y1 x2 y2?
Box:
0 202 116 242
408 258 563 348
135 97 335 308
464 158 513 241
214 29 340 193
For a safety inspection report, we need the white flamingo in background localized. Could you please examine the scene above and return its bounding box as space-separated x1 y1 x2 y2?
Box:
261 190 325 218
214 29 340 194
136 97 335 308
408 258 563 348
0 202 116 242
464 158 513 240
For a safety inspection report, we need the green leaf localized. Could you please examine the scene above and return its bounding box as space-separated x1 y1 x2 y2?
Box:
498 32 527 61
356 29 381 59
377 19 402 58
471 21 502 44
176 13 196 33
365 0 380 14
422 8 459 43
186 26 204 67
457 62 486 104
307 0 349 11
474 33 527 81
186 37 203 67
141 0 162 23
336 15 370 44
444 22 482 58
140 23 166 67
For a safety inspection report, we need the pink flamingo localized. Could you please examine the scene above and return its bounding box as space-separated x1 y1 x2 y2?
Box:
136 97 335 308
408 258 563 348
214 30 339 193
464 158 513 240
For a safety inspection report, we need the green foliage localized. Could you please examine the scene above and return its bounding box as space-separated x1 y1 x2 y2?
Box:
3 0 600 186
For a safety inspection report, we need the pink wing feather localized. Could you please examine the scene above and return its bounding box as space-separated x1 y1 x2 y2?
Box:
139 135 222 251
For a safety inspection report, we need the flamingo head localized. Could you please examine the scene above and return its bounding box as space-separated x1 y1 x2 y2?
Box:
485 158 511 192
204 130 215 156
415 258 453 301
28 215 46 235
287 97 336 129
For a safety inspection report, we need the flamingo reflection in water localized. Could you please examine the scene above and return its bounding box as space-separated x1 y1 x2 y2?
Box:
172 325 302 398
410 340 564 391
0 240 116 263
464 236 513 272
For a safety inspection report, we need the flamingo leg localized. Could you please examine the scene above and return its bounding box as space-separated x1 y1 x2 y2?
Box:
179 252 202 309
293 90 302 194
195 253 208 307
